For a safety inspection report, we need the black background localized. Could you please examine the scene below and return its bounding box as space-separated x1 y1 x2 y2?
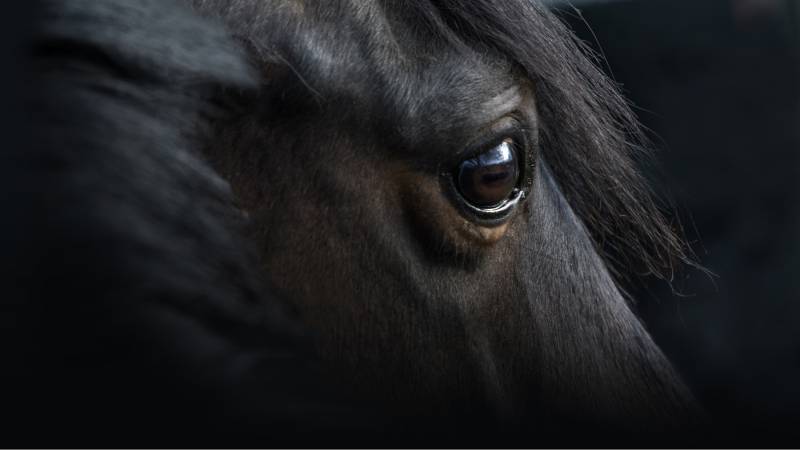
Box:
561 0 800 433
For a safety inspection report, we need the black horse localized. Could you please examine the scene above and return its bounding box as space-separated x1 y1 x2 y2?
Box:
4 0 702 445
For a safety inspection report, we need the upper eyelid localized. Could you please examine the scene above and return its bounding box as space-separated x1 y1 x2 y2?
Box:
451 116 527 164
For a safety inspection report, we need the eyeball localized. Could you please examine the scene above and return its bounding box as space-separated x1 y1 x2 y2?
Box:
456 139 519 209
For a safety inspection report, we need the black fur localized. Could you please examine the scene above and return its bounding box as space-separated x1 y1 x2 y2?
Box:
4 0 382 445
4 0 707 445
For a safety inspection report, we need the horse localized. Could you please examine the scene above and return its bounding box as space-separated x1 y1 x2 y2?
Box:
4 0 702 445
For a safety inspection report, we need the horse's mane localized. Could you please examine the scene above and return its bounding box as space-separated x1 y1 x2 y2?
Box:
420 0 694 287
192 0 695 289
14 0 375 442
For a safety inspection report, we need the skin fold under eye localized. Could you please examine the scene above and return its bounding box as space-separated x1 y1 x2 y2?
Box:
456 138 519 208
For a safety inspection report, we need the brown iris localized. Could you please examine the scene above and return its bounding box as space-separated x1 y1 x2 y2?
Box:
456 139 519 208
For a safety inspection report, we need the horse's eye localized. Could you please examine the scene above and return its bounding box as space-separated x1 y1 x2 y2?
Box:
456 139 519 208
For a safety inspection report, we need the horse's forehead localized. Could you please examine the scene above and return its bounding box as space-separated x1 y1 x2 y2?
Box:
273 0 520 139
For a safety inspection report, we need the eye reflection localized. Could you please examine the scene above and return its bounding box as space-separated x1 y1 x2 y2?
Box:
456 139 519 209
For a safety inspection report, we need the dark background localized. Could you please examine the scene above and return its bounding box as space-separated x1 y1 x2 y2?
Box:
557 0 800 432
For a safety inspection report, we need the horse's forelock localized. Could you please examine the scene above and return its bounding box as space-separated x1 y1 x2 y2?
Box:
423 0 696 289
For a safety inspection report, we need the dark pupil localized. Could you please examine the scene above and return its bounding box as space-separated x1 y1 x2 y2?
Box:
456 139 519 208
